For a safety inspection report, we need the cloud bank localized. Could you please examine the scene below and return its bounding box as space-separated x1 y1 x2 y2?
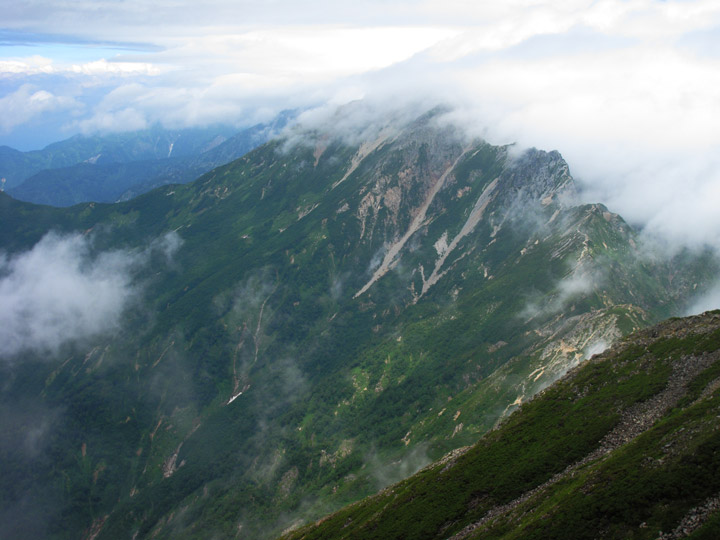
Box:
0 84 79 133
0 231 181 358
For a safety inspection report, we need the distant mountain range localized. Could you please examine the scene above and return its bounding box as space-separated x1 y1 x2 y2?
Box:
2 111 294 206
0 106 716 539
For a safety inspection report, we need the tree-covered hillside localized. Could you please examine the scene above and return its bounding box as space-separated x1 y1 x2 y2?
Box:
0 108 715 539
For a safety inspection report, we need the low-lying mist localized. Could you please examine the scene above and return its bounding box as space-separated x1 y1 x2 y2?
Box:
0 230 182 359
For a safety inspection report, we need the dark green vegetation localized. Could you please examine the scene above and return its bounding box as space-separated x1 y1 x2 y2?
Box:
0 108 715 539
285 311 720 540
3 112 293 206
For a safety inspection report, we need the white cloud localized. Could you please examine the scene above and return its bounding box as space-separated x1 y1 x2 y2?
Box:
68 58 161 76
0 231 182 358
522 265 604 320
76 106 148 133
161 26 457 78
0 84 79 133
0 56 55 75
0 56 160 77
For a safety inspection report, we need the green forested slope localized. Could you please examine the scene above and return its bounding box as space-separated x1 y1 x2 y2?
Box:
283 311 720 540
0 109 715 539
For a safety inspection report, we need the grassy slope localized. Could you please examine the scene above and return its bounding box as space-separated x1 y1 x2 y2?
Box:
283 311 720 540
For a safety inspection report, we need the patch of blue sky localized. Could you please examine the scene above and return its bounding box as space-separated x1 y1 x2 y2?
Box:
0 29 161 63
0 44 114 64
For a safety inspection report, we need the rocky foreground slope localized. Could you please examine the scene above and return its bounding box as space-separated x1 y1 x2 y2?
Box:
283 310 720 540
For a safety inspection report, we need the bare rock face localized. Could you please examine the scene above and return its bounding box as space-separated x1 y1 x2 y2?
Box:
348 118 585 304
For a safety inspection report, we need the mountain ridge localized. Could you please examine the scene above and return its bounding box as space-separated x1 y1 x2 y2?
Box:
0 108 716 539
3 112 294 206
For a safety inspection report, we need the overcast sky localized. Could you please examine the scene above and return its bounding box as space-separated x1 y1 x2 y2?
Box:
1 0 720 251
